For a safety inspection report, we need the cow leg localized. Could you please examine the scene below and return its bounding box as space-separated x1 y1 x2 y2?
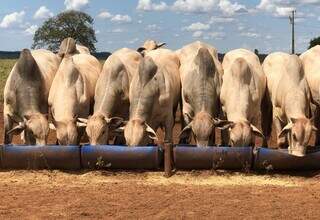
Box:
114 135 126 145
209 130 215 146
273 112 287 148
164 113 175 144
4 114 13 144
77 127 85 145
313 105 320 146
220 109 230 146
179 98 193 144
261 90 272 147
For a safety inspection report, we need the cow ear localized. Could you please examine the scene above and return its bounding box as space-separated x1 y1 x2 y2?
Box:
106 117 124 129
250 124 265 138
145 123 158 141
49 123 56 130
184 112 194 122
278 122 293 138
156 42 166 49
213 118 234 130
24 115 32 121
290 117 298 123
179 123 192 140
137 47 146 55
7 123 26 135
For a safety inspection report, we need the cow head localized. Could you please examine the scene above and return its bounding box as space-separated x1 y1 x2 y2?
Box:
58 37 77 58
49 117 86 145
179 112 216 147
137 40 166 55
279 117 317 157
216 120 264 147
116 118 158 146
7 113 49 145
79 115 123 145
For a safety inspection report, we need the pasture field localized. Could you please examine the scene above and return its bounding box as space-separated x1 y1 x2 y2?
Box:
1 58 320 219
0 59 16 102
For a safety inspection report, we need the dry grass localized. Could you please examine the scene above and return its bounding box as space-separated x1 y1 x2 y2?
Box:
0 170 308 188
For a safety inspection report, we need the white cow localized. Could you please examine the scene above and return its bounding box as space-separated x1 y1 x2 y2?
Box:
81 48 142 145
263 52 316 156
3 49 60 145
48 53 101 145
118 48 181 146
220 49 266 147
177 41 224 147
300 45 320 145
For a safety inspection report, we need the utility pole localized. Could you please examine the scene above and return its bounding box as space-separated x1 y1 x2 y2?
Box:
289 10 296 54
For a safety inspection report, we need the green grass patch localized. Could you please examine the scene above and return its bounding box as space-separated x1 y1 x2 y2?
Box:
0 59 16 102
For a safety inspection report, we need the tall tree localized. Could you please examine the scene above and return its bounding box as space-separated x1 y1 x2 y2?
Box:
32 10 97 52
309 37 320 49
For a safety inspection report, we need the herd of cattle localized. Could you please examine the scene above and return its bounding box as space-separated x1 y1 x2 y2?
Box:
3 37 320 157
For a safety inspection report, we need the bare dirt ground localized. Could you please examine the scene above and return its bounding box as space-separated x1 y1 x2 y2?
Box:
1 104 320 219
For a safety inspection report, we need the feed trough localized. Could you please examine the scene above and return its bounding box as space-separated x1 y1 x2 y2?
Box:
173 145 253 170
254 147 320 171
0 145 81 170
81 144 163 170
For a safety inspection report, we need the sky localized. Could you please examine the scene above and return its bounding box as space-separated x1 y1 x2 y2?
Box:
0 0 320 53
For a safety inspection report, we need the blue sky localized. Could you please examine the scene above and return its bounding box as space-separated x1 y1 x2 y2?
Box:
0 0 320 53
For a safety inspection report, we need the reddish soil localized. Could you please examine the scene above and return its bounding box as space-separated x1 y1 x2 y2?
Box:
1 104 319 219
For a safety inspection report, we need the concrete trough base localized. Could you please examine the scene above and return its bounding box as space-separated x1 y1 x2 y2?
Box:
254 147 320 171
81 145 163 170
0 145 81 170
173 145 253 170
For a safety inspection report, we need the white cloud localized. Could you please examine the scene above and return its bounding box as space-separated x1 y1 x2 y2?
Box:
25 25 38 35
184 22 210 31
265 34 273 39
240 32 260 38
0 11 25 28
192 31 203 37
127 38 139 44
172 0 218 13
111 28 124 33
209 16 235 23
97 11 112 19
137 0 168 11
111 14 132 23
95 29 100 34
238 25 245 31
34 6 53 19
146 24 161 31
64 0 89 10
204 31 226 40
256 0 307 17
97 11 132 23
219 0 247 15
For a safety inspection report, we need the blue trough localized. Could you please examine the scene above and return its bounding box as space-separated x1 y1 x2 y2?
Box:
173 145 253 170
254 147 320 171
81 145 163 170
0 145 81 170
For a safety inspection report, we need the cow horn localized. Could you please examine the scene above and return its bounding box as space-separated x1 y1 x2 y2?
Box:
77 118 88 124
145 123 158 141
7 122 26 135
156 42 166 48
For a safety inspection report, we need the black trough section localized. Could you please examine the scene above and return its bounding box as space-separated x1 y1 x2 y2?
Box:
254 147 320 171
0 145 81 170
173 145 252 170
81 145 163 170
